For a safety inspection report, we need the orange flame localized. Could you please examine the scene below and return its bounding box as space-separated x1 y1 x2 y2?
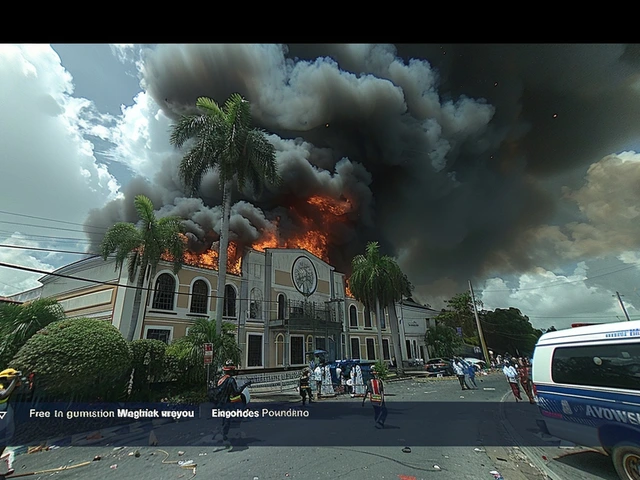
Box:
251 195 351 262
165 194 351 275
162 235 243 275
345 279 354 298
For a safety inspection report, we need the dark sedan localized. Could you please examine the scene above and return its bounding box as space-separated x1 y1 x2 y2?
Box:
425 358 454 376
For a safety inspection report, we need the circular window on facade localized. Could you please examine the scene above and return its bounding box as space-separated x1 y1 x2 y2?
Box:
291 256 318 296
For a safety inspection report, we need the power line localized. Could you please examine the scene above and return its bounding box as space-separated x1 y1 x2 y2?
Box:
0 244 99 256
0 209 108 231
0 220 103 234
0 260 324 304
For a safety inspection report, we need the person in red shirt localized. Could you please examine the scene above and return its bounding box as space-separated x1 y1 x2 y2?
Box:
362 367 387 428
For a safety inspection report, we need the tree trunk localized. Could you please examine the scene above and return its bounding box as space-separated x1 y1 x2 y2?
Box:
127 263 148 342
214 179 233 336
375 298 384 362
387 301 404 375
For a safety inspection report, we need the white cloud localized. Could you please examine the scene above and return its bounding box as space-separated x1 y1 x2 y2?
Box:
479 258 640 331
104 91 176 180
0 44 122 294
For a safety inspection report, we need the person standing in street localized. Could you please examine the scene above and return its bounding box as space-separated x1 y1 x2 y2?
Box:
518 358 535 404
313 364 323 400
467 362 478 389
503 361 522 402
453 359 469 391
299 368 313 406
362 366 387 428
0 369 22 477
213 360 246 450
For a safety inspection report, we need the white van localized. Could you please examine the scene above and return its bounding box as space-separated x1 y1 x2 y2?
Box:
532 320 640 480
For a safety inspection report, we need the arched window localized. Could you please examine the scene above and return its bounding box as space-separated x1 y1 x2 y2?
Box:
249 288 263 319
223 284 237 318
152 273 175 310
275 334 284 366
277 293 286 320
349 305 358 328
190 279 209 314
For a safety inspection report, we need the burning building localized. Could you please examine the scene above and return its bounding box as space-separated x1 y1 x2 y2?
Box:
7 244 434 369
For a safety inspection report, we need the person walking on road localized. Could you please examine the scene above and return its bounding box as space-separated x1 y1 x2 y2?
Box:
518 358 535 404
453 359 469 391
313 365 323 400
503 361 522 401
362 366 387 428
467 362 478 389
299 368 313 406
212 360 246 450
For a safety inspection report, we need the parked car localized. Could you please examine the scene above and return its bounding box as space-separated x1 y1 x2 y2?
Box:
425 358 454 376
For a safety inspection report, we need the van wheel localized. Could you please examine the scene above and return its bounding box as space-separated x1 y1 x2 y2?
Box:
612 442 640 480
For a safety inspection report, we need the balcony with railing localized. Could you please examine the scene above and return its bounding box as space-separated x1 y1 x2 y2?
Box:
269 299 342 329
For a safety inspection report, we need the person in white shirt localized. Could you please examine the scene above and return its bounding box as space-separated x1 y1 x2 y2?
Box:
313 365 323 400
503 361 522 401
453 359 469 391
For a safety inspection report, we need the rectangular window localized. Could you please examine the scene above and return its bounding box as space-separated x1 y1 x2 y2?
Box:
351 338 360 359
315 337 326 351
247 334 263 367
382 339 390 360
380 312 386 329
291 336 304 365
366 338 376 360
551 342 640 391
145 328 171 344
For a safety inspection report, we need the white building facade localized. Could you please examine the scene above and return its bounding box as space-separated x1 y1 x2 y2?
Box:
9 248 437 370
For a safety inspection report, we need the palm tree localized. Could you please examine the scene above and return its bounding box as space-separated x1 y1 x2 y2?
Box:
349 242 412 373
0 297 66 366
100 195 185 341
167 318 241 387
170 94 279 336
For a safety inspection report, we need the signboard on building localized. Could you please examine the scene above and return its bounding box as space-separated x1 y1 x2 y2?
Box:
203 343 213 365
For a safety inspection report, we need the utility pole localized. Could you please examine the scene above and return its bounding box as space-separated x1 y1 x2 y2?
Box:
615 292 631 321
469 280 490 363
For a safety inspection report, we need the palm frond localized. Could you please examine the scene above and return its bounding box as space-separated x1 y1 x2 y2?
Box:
170 114 212 148
134 195 156 228
179 143 215 195
196 97 224 117
100 223 143 271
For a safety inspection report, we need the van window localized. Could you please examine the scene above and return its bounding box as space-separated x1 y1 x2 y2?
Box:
551 342 640 391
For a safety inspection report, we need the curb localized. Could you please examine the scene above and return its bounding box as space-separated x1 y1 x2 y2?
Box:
498 391 555 480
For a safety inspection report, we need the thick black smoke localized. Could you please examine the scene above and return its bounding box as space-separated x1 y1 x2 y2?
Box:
86 44 640 300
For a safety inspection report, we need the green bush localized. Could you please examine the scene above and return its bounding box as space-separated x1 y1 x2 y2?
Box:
130 339 167 401
374 359 389 380
11 318 133 402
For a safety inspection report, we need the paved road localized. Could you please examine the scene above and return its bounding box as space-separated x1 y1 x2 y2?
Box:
500 389 619 480
1 374 552 480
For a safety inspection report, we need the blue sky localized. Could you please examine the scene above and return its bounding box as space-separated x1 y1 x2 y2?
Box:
2 44 640 331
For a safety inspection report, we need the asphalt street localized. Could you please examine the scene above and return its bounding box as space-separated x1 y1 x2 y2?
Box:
1 373 616 480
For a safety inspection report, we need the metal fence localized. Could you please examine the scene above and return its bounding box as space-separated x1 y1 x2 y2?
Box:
237 369 304 392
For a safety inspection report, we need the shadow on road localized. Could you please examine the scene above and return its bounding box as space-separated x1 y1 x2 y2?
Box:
555 450 618 479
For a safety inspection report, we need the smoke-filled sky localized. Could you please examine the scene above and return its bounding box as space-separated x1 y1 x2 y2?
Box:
2 44 640 331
